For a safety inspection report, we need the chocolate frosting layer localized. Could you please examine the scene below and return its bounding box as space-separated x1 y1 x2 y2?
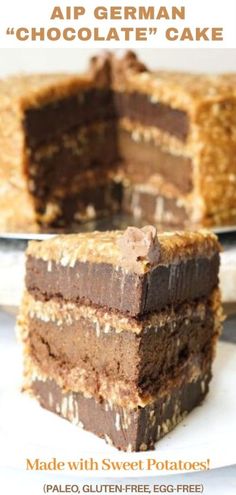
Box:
30 367 211 451
26 253 220 316
25 88 189 149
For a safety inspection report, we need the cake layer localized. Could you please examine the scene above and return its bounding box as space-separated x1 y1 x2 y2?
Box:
36 180 122 228
124 183 190 227
114 91 189 141
19 290 221 407
28 121 119 226
28 119 193 228
118 129 193 194
27 366 211 451
25 88 189 149
26 230 220 316
29 121 118 192
26 254 219 314
24 88 114 147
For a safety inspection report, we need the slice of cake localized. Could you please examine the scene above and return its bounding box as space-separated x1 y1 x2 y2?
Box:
18 226 223 451
0 51 236 232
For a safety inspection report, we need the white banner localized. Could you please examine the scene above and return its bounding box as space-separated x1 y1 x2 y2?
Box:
0 0 236 48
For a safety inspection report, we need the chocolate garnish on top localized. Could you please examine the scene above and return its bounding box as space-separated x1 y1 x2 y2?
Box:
89 50 148 88
117 225 160 269
89 51 112 87
111 50 148 86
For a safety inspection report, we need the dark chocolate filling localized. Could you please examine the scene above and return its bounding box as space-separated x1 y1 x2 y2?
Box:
114 91 189 141
31 367 211 451
24 89 189 148
26 253 219 316
24 89 115 148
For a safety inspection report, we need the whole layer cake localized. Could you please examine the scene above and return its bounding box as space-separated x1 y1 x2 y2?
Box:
0 51 236 232
18 226 223 451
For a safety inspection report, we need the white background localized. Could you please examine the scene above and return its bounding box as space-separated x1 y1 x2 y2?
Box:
0 48 236 77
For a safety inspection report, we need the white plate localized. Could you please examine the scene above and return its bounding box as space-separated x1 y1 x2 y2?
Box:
0 312 236 478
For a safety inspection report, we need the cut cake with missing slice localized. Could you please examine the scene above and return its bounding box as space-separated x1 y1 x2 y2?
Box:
1 51 236 231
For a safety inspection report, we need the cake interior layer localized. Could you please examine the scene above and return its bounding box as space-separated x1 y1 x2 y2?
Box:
28 121 193 227
123 184 190 227
29 122 119 202
34 177 122 228
24 89 189 148
26 253 219 316
24 88 192 228
118 130 193 194
24 294 218 406
29 125 192 204
28 365 211 451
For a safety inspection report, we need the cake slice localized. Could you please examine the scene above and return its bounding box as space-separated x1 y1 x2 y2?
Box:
18 226 223 451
